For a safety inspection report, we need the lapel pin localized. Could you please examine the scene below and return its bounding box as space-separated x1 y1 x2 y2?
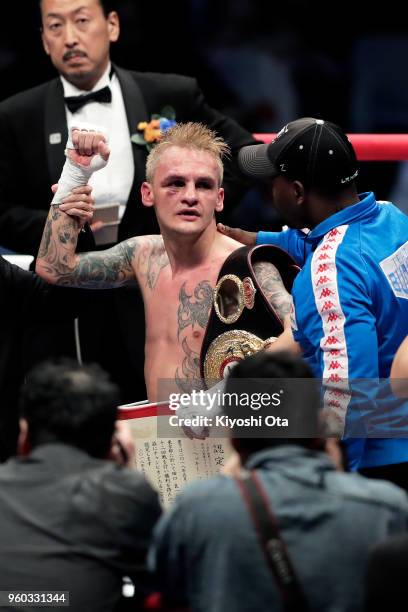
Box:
49 133 62 145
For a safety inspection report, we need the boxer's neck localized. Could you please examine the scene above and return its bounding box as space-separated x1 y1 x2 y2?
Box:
162 222 219 275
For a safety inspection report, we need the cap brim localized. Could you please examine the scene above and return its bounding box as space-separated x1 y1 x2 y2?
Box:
238 143 280 179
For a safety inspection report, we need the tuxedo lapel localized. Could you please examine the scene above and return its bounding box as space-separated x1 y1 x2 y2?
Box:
114 66 154 238
44 79 68 184
114 65 149 183
114 65 148 136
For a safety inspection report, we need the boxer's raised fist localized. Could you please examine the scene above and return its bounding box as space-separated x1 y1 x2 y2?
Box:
52 124 110 205
66 123 110 170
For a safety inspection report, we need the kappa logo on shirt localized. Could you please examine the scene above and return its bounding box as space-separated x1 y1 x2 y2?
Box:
380 241 408 300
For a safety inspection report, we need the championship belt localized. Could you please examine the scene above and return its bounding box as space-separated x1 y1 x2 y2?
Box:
200 245 300 386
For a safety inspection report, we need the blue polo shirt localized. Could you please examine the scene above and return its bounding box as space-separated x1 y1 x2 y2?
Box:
257 193 408 470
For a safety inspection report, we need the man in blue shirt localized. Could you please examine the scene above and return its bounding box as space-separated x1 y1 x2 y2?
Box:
219 117 408 487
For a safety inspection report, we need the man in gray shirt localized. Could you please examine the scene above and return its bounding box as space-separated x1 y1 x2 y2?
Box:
150 352 408 612
0 359 161 611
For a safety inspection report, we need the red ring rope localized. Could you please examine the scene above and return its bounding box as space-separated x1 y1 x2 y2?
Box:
254 134 408 161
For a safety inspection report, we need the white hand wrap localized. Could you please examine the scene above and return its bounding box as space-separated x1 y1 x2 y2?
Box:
51 123 109 205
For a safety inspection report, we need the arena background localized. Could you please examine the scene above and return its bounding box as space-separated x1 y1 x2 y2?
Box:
1 0 407 227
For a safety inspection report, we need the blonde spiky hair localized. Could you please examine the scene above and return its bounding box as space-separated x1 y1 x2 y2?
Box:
145 122 230 184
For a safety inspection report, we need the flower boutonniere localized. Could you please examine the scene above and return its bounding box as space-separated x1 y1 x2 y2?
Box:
131 106 177 151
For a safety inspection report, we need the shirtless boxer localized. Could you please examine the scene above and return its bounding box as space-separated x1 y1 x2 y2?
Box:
36 122 292 401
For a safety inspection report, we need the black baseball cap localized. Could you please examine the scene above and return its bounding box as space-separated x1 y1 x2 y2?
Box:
239 117 358 189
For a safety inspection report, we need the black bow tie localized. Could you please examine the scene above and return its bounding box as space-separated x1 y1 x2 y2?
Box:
64 85 112 114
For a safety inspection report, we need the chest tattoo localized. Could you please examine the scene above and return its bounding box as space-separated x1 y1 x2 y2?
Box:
177 280 213 338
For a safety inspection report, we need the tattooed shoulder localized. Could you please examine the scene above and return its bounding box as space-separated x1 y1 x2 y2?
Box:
135 235 169 290
117 237 142 267
48 237 141 288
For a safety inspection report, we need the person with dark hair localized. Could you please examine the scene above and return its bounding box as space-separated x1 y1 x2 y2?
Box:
218 117 408 485
3 0 255 253
221 349 321 453
18 359 120 457
150 351 408 612
0 0 258 405
365 534 408 612
0 359 161 611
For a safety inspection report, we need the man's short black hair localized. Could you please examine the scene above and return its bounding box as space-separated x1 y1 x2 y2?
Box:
96 0 116 16
224 351 321 454
19 359 120 458
38 0 116 18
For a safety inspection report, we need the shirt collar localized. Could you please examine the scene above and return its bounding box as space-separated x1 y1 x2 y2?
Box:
60 62 112 97
245 444 335 473
305 192 379 244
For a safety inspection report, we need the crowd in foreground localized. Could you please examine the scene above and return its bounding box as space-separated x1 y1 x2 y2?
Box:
0 352 406 612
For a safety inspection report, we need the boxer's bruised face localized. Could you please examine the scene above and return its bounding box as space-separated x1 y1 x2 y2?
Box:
40 0 119 90
141 146 224 237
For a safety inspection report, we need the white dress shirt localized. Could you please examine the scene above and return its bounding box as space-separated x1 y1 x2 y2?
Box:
61 63 134 221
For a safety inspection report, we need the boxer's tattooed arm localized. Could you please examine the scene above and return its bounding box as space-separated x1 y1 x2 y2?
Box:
253 261 292 322
177 281 213 338
38 208 61 260
37 207 141 288
175 337 206 393
59 239 140 288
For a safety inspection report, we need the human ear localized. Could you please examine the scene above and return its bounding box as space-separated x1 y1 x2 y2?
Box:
215 187 224 213
107 11 120 43
293 180 305 204
141 182 154 208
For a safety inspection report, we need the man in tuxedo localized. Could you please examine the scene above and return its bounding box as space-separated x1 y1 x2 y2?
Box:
0 0 257 402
